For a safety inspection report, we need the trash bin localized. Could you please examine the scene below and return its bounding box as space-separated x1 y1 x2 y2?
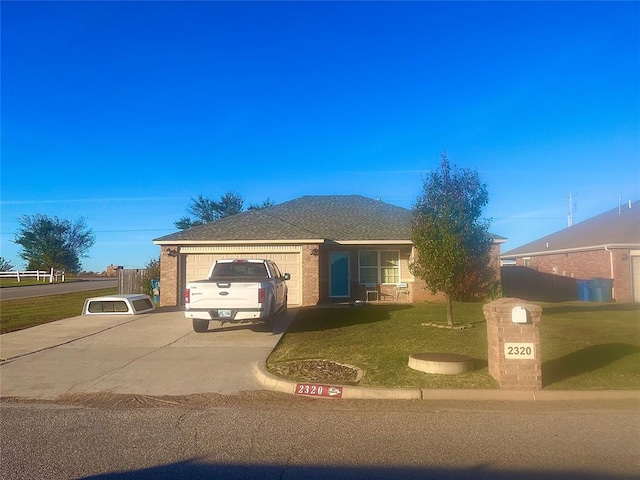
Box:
591 278 613 303
151 279 160 304
577 280 591 301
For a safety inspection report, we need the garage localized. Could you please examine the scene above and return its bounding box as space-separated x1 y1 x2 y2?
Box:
181 245 302 306
632 252 640 303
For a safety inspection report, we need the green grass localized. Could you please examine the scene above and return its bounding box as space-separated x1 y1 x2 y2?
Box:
540 303 640 390
269 302 497 389
268 301 640 390
0 288 117 334
0 278 81 287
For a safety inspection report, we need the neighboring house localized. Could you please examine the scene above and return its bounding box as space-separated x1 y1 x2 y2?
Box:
501 202 640 303
153 195 505 307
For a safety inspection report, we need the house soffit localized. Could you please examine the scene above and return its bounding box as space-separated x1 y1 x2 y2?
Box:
501 243 640 259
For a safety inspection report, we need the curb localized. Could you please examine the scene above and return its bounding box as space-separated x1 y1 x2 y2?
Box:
254 362 640 401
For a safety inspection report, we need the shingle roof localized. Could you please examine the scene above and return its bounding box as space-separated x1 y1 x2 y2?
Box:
502 202 640 257
154 195 414 243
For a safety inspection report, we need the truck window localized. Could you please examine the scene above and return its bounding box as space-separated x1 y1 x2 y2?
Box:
211 262 268 279
269 261 283 279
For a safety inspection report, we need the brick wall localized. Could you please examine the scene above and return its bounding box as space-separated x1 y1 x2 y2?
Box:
410 242 502 303
484 298 542 390
613 250 633 302
411 277 447 302
159 246 179 307
301 244 321 306
515 248 632 302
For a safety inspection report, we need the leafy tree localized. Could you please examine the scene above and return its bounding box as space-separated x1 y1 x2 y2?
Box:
14 214 95 273
175 191 244 230
216 191 245 217
174 191 273 229
248 198 274 210
139 257 161 297
0 257 14 272
410 152 492 325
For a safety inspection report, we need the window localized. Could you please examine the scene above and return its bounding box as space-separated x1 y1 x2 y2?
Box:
88 301 129 313
359 250 400 284
269 261 283 279
212 261 268 278
133 298 154 311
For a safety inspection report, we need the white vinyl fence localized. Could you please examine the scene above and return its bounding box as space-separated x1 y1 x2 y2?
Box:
0 268 65 283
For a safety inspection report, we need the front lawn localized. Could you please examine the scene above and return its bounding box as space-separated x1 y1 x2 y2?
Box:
267 301 640 390
0 288 117 334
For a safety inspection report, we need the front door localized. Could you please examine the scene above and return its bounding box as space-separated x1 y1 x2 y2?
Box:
329 252 350 298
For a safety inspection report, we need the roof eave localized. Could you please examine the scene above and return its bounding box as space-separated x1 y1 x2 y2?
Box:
153 238 326 246
501 243 640 259
334 240 414 246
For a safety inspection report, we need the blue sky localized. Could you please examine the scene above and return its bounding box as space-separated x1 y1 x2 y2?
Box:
1 1 638 272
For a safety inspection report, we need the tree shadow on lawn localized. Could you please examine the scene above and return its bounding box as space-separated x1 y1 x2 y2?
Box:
542 343 640 387
287 304 415 333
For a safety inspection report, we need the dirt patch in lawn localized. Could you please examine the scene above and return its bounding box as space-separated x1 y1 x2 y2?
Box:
269 359 363 384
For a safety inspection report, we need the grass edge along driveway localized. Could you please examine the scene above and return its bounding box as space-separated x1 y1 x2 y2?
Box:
0 288 117 334
267 301 640 390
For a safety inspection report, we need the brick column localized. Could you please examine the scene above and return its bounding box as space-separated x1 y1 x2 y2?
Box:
159 246 180 307
301 244 320 306
483 298 542 390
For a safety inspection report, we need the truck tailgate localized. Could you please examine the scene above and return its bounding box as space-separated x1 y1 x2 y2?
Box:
187 281 262 310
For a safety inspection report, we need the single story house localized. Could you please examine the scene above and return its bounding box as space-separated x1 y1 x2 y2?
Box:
153 195 505 307
500 201 640 303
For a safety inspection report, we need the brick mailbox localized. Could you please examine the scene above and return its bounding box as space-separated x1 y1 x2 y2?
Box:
483 298 542 390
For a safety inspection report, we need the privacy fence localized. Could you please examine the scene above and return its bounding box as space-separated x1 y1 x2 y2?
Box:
117 268 149 295
501 266 578 302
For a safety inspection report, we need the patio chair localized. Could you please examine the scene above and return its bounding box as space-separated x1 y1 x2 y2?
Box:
365 283 378 301
395 282 409 302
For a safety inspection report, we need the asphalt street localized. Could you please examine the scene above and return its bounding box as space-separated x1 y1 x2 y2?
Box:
0 277 118 300
1 394 638 480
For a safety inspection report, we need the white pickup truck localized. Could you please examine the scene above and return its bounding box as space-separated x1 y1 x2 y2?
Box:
185 259 290 333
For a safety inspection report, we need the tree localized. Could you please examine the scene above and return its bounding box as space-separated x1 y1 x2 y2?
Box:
174 191 244 230
0 257 14 272
410 152 492 326
139 257 160 297
14 214 95 273
248 198 274 210
174 191 273 229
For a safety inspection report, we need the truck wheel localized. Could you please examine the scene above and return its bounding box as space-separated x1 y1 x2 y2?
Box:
264 304 275 332
192 318 209 333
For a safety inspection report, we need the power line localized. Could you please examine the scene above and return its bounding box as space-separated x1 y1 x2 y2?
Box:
0 228 173 236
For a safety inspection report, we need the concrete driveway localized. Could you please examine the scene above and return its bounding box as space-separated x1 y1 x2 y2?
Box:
0 308 295 400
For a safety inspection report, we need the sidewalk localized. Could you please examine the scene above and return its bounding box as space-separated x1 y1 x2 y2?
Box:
254 362 640 402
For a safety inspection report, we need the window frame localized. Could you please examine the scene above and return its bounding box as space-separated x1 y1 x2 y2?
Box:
358 250 401 285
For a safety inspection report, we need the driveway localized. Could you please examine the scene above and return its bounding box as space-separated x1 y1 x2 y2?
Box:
0 308 295 400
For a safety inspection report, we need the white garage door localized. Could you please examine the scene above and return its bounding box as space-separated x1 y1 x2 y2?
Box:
632 254 640 303
183 246 302 305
